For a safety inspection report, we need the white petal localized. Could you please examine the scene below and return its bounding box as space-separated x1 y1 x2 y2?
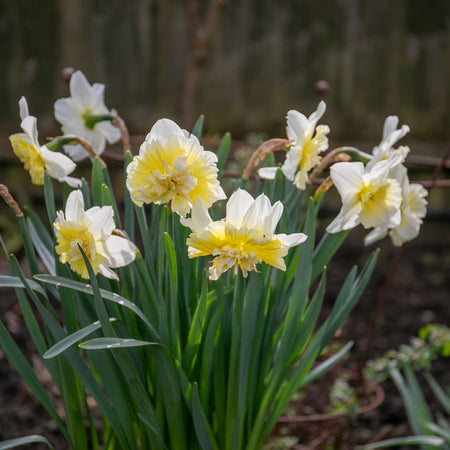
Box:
269 201 284 234
65 190 85 222
180 198 212 232
19 96 30 120
241 193 271 231
90 83 107 111
145 118 183 143
382 116 399 140
104 235 137 267
20 116 39 147
326 199 362 233
364 227 388 246
98 264 119 280
62 176 82 188
277 232 308 247
286 110 308 147
95 120 121 144
330 162 364 199
86 206 115 236
257 167 278 180
384 125 410 149
226 189 254 228
281 146 301 181
70 71 94 110
305 101 326 139
54 98 80 125
39 146 76 179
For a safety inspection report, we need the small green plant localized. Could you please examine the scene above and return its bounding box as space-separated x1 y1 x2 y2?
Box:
362 325 450 449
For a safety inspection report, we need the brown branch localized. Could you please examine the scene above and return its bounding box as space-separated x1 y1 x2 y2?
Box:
243 138 292 180
0 184 23 217
111 109 131 156
48 135 106 168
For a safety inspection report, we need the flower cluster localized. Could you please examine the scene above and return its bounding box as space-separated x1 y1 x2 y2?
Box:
8 71 427 280
326 116 428 246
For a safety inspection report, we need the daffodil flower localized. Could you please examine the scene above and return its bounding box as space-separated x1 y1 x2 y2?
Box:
54 190 137 279
54 71 120 161
366 115 410 171
9 97 80 187
258 101 330 190
126 118 226 216
364 166 428 246
326 157 403 233
181 189 307 280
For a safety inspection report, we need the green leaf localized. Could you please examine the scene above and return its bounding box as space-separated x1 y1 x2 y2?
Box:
0 435 54 449
191 115 204 140
191 383 218 450
425 372 450 415
217 132 231 179
43 171 56 225
34 274 160 341
0 275 47 297
123 151 135 240
300 341 354 388
0 322 69 444
91 158 104 206
79 337 158 350
44 319 117 359
312 230 349 282
358 435 444 449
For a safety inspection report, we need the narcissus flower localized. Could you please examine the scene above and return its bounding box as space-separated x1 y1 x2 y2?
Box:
326 158 403 233
54 71 120 161
10 97 80 187
181 189 307 280
54 190 137 279
258 101 330 190
126 118 226 216
366 115 410 170
364 166 428 246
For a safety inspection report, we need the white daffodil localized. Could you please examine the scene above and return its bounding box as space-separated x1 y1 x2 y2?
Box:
181 189 307 280
326 157 403 234
366 115 410 171
126 118 226 217
54 71 120 161
364 166 428 247
54 190 137 279
9 97 80 187
257 101 330 190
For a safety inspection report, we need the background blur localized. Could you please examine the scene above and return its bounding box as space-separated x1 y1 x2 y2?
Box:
0 0 449 142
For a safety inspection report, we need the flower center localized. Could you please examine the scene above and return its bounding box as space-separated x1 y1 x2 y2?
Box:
211 243 261 279
55 221 101 278
10 134 45 185
152 156 197 197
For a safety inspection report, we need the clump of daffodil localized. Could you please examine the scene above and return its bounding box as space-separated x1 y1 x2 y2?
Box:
9 97 80 187
258 101 330 190
54 70 121 161
364 165 428 246
326 156 403 233
126 118 226 216
181 189 307 280
54 190 137 279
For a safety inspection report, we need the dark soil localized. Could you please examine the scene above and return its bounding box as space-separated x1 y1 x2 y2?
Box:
0 219 449 449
